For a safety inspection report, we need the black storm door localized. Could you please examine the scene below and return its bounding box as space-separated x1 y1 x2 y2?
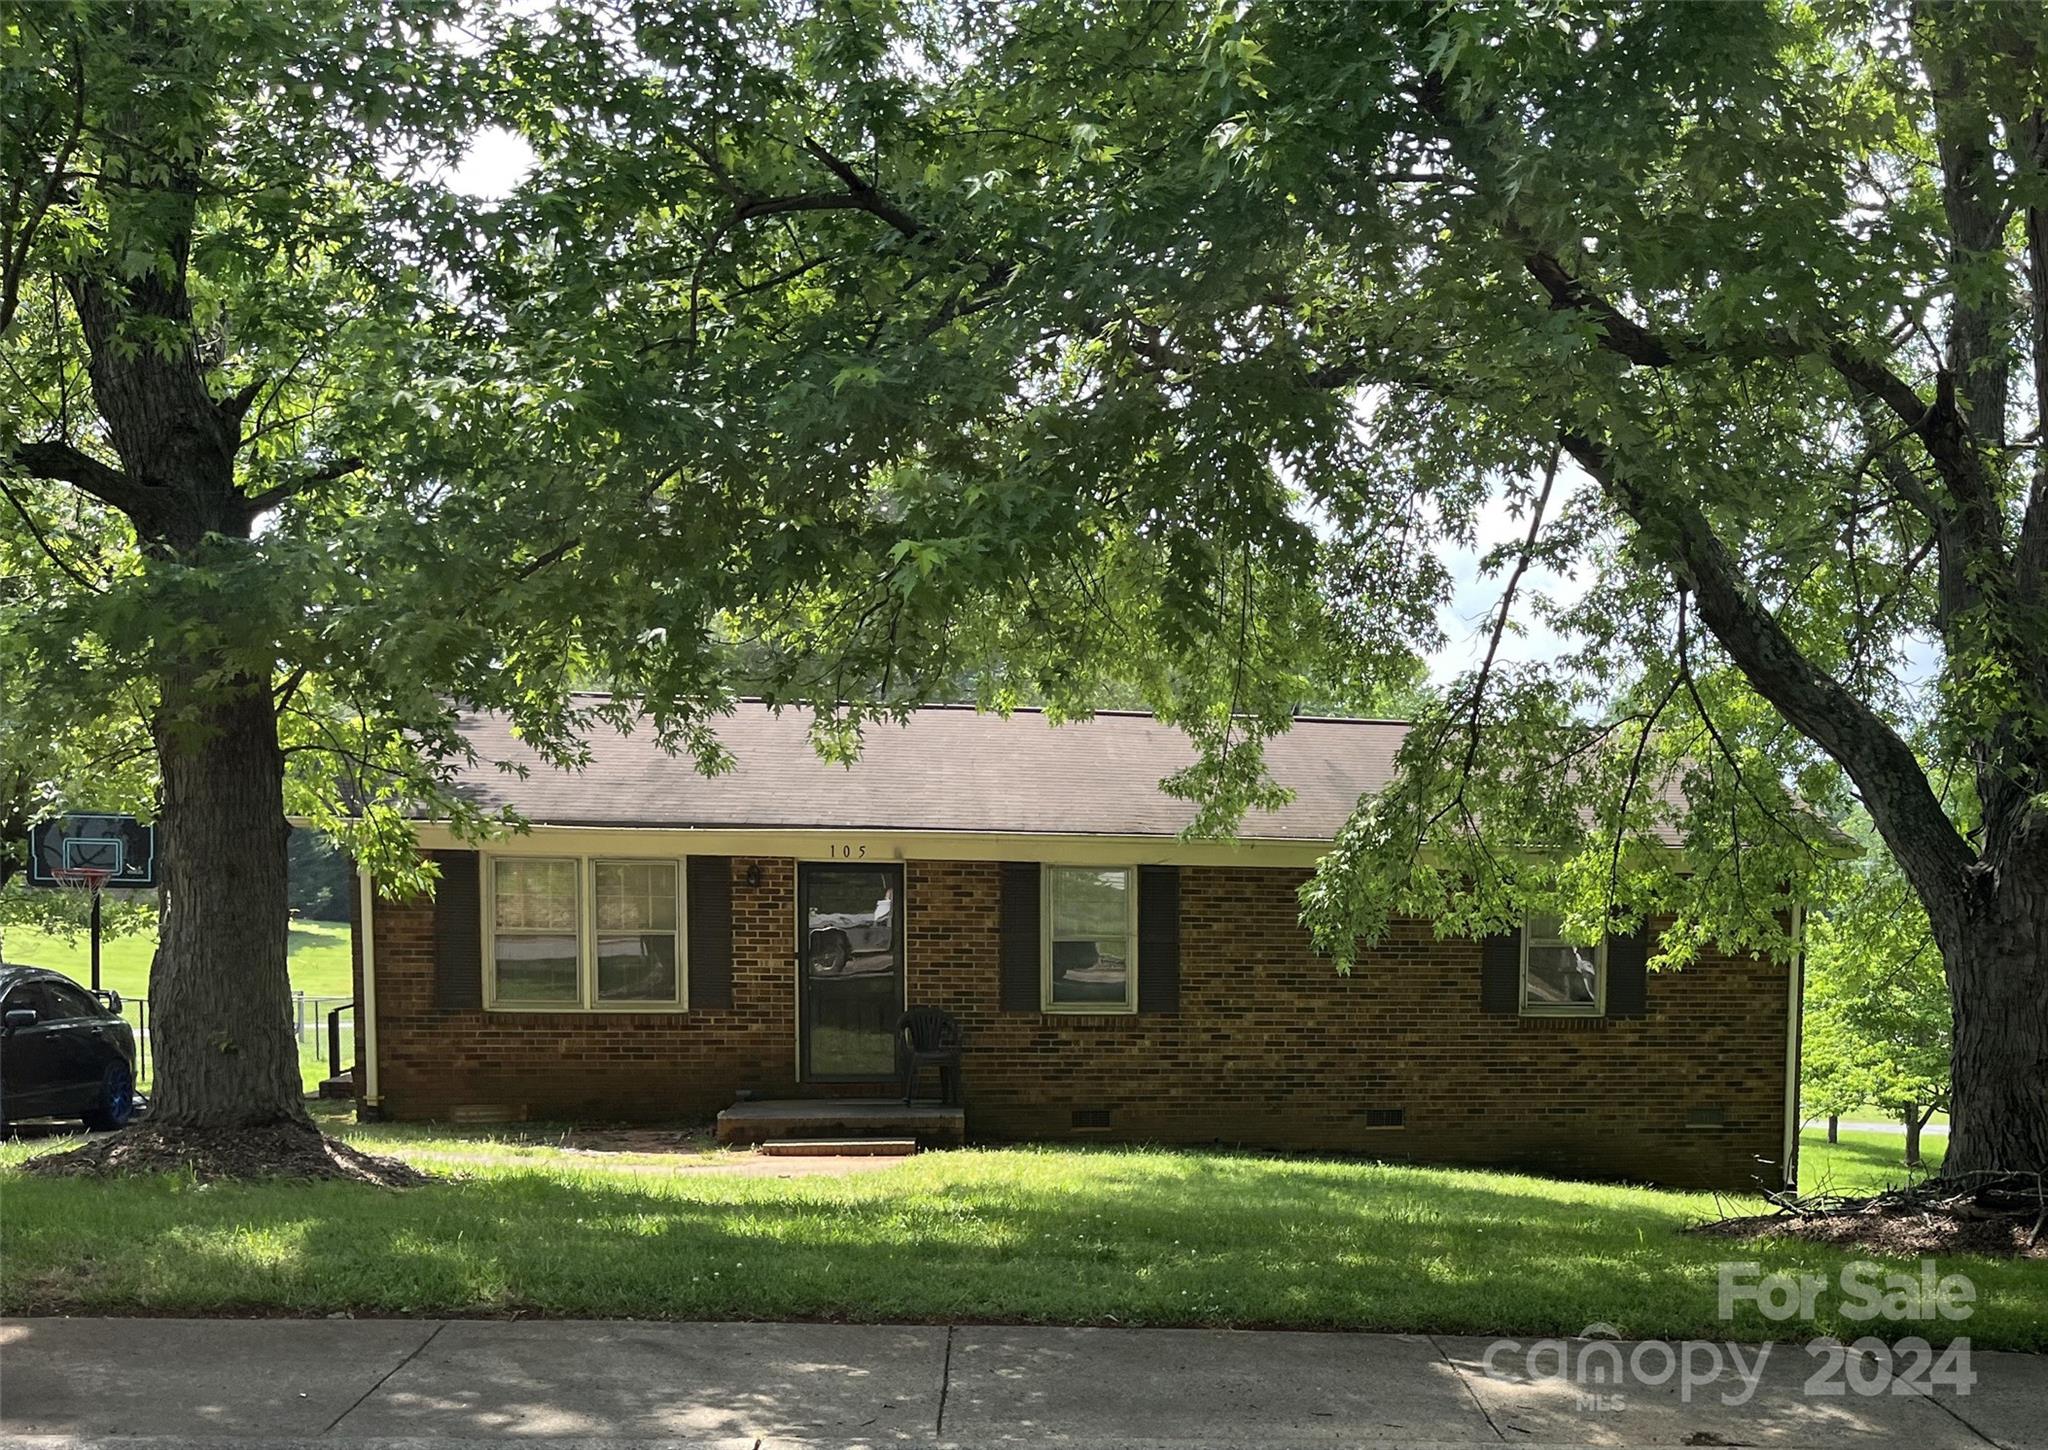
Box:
798 862 905 1080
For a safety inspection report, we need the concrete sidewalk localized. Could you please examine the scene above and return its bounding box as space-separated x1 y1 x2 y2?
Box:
0 1317 2042 1449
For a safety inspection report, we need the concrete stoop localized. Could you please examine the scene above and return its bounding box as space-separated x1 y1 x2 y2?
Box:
755 1136 918 1157
715 1097 965 1148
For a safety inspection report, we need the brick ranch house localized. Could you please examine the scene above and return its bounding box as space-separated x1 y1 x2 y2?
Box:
349 701 1806 1190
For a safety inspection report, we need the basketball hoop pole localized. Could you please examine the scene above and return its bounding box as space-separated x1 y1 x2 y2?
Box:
52 868 112 991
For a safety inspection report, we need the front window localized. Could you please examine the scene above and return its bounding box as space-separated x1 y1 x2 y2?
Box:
491 858 580 1004
1044 866 1136 1012
595 861 680 1003
487 857 685 1009
1521 912 1604 1015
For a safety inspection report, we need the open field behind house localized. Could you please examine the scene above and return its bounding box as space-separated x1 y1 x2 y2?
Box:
3 922 355 1094
2 920 353 999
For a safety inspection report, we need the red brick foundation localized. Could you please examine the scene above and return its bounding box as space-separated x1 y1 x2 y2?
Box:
358 857 1794 1189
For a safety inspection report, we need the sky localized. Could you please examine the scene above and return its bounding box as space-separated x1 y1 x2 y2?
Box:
444 127 536 199
1424 488 1589 683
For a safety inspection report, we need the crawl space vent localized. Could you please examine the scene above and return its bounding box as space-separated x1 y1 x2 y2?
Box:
450 1103 522 1125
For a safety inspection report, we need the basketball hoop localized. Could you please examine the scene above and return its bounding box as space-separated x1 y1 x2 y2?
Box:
28 816 147 996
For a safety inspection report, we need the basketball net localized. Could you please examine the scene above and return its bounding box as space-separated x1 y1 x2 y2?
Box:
51 866 113 895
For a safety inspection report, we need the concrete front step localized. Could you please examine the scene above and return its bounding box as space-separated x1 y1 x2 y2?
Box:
716 1097 966 1148
756 1137 918 1157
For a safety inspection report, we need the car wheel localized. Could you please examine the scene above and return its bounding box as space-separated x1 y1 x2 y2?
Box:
812 932 850 976
83 1060 136 1132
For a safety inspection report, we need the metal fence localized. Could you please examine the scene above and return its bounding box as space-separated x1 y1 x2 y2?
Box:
117 992 355 1089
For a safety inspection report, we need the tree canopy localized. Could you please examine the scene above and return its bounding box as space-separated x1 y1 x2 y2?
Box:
460 0 2043 1171
4 0 2044 1174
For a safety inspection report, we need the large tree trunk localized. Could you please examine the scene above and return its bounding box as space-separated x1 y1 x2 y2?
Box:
145 672 305 1129
52 73 312 1131
1939 891 2048 1178
7 10 420 1179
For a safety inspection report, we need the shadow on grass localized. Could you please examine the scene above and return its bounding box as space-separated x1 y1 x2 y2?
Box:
3 1142 2041 1348
287 925 330 957
1799 1131 1946 1199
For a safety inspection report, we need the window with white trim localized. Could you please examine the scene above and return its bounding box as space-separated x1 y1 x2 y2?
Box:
595 861 680 1003
487 857 685 1010
1520 912 1605 1015
490 858 580 1005
1043 866 1136 1012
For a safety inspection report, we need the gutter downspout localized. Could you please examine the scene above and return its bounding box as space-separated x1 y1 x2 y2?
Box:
357 864 381 1110
1780 903 1806 1191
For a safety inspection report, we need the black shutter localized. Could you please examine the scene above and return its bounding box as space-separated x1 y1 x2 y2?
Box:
687 855 734 1009
999 862 1041 1011
432 849 483 1011
1606 930 1650 1018
1479 931 1521 1015
1137 865 1180 1014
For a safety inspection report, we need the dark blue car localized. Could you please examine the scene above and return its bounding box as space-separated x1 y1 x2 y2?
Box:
0 964 139 1133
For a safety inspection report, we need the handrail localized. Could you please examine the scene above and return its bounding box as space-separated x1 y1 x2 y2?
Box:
102 993 357 1088
328 1001 356 1076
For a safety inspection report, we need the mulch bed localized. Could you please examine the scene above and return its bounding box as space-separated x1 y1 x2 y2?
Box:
1694 1173 2046 1259
19 1120 427 1187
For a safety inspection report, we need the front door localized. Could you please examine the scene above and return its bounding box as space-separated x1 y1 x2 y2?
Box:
799 862 905 1080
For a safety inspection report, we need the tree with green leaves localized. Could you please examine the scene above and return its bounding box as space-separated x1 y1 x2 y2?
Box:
1 0 852 1161
0 519 157 953
9 0 2046 1187
490 0 2043 1175
3 1 492 1152
2 0 1327 1164
1155 0 2048 1180
1803 820 1952 1167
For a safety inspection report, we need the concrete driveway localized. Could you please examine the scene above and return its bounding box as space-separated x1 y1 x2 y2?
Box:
0 1317 2041 1448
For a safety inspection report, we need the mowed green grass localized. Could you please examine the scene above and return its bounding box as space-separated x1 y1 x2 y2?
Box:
1826 1104 1952 1128
3 920 354 1000
1801 1128 1944 1197
1 1125 2034 1347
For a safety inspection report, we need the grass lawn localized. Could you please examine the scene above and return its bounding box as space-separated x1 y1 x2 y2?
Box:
1801 1128 1944 1197
2 920 355 1000
1 1120 2034 1348
1825 1103 1952 1128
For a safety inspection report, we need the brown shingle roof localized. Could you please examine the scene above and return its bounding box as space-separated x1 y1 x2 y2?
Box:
450 701 1410 842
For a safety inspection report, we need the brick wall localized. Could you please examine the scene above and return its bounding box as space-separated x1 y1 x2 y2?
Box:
367 857 803 1122
361 856 1794 1188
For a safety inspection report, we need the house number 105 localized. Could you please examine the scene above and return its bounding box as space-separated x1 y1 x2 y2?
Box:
828 844 870 859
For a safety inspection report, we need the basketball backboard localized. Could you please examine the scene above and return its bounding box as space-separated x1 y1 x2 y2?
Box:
26 814 157 890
